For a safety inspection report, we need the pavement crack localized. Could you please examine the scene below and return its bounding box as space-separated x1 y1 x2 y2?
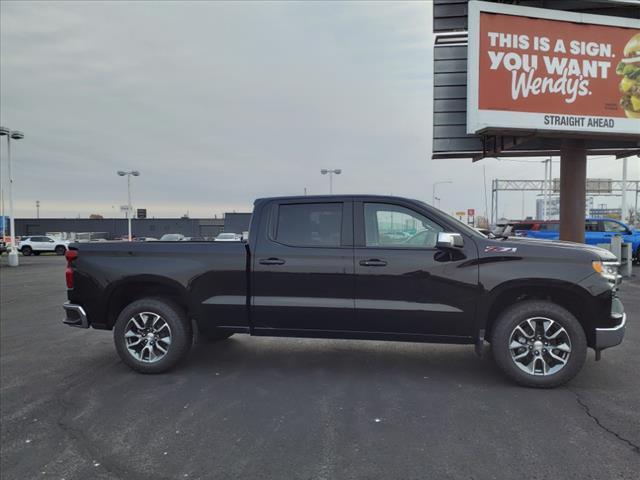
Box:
567 388 640 455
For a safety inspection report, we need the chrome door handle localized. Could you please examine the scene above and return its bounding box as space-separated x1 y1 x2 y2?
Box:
359 259 387 267
259 258 285 265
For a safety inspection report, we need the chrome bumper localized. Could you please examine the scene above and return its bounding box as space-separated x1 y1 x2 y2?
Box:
595 297 626 350
62 303 89 328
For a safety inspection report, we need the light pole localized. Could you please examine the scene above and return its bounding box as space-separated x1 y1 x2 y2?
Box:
36 200 40 219
117 170 140 241
432 181 452 206
320 169 341 194
621 156 628 223
0 127 24 267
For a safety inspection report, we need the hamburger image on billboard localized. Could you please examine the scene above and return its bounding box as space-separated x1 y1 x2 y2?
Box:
618 33 640 118
467 1 640 136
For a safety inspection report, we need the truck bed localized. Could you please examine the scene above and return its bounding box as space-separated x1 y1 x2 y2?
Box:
68 241 249 332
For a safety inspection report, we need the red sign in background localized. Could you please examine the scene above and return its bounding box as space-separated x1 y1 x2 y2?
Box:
477 12 639 118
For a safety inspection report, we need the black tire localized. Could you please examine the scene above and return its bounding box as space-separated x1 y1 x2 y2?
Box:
490 300 587 388
55 245 66 255
21 246 32 256
113 297 192 374
200 330 234 342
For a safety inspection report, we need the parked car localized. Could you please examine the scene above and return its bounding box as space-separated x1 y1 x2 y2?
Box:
524 218 640 262
159 233 184 241
134 237 158 242
63 195 626 388
492 221 539 237
0 240 6 254
19 236 69 256
214 232 239 242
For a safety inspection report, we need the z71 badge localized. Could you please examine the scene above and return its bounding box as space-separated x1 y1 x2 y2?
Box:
484 246 518 254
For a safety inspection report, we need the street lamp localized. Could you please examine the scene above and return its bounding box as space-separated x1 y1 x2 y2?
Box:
117 170 140 241
432 181 453 206
0 126 24 267
320 168 341 194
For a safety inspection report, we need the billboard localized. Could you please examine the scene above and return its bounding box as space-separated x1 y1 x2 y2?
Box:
467 1 640 136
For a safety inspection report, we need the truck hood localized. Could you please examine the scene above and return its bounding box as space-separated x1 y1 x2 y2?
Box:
493 236 617 261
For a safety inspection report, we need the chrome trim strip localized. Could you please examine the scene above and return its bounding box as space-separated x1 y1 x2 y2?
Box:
356 299 462 313
203 295 246 305
204 295 462 313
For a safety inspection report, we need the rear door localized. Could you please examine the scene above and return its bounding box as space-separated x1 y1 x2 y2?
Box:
251 199 355 333
353 200 479 338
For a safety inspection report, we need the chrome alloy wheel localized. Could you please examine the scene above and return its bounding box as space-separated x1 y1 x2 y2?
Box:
509 317 572 376
124 312 172 363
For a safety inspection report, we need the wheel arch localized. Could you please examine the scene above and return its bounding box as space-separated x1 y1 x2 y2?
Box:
479 279 601 346
105 275 192 329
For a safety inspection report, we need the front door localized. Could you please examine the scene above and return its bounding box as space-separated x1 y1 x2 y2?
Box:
251 200 355 333
353 201 479 339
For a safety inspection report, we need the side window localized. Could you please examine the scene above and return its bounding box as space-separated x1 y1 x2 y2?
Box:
275 203 342 247
585 220 600 232
46 237 55 242
364 203 443 248
603 221 627 233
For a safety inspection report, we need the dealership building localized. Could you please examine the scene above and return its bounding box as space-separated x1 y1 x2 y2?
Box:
11 213 252 240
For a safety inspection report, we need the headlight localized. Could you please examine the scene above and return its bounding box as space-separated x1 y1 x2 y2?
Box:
592 260 619 281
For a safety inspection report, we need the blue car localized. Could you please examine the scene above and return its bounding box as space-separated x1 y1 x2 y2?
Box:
525 218 640 261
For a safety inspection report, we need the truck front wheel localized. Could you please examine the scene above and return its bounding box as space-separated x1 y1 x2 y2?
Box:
113 297 192 374
490 300 587 388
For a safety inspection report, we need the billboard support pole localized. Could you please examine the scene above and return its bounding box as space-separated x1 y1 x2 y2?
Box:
559 139 586 243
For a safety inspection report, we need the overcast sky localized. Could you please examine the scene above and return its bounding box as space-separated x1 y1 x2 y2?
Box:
1 0 638 220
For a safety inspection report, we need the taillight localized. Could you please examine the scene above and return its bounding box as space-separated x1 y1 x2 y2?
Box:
65 249 78 289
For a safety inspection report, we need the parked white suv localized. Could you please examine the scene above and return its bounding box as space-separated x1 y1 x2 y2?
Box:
18 236 69 256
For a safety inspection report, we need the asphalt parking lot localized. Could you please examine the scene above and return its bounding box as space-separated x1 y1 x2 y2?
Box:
1 255 639 480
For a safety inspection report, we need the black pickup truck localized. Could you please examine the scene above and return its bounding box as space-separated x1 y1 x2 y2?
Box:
63 195 627 388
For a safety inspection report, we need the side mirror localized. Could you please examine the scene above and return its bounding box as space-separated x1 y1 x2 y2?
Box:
436 232 464 249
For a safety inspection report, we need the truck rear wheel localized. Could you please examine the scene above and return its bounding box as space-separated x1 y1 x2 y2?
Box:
114 297 192 374
490 300 587 388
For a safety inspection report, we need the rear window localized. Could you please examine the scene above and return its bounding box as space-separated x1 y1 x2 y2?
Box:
275 203 342 247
